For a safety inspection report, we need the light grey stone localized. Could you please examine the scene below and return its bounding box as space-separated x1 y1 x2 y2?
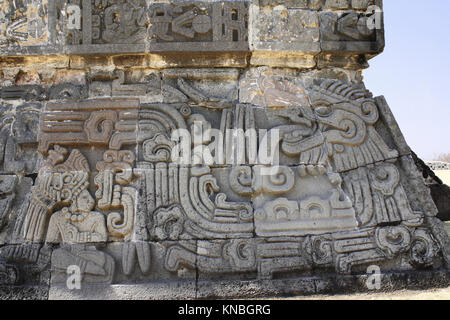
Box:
0 0 448 300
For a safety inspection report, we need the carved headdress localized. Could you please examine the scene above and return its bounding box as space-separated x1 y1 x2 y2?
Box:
21 145 91 242
39 145 90 204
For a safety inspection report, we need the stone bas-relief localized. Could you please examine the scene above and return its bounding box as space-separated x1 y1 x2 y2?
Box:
0 76 448 297
0 0 382 66
0 0 449 299
0 0 48 47
53 0 249 53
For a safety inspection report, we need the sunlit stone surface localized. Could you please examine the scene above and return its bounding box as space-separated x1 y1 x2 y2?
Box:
0 0 448 299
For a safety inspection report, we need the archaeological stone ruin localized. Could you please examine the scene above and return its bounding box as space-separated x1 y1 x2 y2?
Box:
0 0 449 300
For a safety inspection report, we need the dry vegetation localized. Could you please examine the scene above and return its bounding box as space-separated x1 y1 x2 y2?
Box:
434 153 450 162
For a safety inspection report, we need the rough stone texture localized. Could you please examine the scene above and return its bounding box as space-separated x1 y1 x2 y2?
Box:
47 269 450 299
412 152 450 222
0 0 448 299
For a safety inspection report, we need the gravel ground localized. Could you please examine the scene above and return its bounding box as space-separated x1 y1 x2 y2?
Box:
273 287 450 300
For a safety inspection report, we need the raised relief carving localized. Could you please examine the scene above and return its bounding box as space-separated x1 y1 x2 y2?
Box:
240 75 310 108
137 105 254 242
57 0 145 47
121 241 151 276
112 70 149 97
20 145 101 243
0 85 46 101
176 78 232 109
253 166 295 195
259 0 378 10
409 229 440 268
101 0 147 44
143 133 175 163
0 103 41 173
54 0 248 53
305 235 333 266
14 145 115 284
45 188 107 244
261 79 424 229
375 226 411 258
49 83 88 100
227 160 357 237
342 163 423 228
230 166 296 196
279 79 398 171
0 244 51 285
152 204 185 241
0 0 48 47
0 175 17 231
254 189 357 237
149 2 248 50
257 238 311 279
333 228 385 274
95 149 136 240
165 238 257 275
2 75 439 288
51 244 115 284
320 11 376 42
39 99 138 153
0 0 448 300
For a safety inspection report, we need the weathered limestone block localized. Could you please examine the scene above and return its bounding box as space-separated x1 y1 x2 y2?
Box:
0 0 383 69
0 0 49 49
0 243 52 286
0 102 42 174
258 0 378 10
0 176 33 244
0 0 448 299
250 6 320 68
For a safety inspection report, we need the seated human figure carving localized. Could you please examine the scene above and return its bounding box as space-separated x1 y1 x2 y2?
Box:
35 146 115 284
46 185 114 284
46 189 107 244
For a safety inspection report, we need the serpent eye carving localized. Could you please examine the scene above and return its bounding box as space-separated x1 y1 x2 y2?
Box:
314 104 333 117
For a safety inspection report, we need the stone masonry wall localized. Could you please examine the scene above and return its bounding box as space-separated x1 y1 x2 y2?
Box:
0 0 449 299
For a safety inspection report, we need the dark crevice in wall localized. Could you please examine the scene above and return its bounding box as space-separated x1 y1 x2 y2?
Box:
412 151 450 221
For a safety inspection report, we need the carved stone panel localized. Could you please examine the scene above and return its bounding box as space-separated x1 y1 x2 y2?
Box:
0 0 449 299
49 0 249 54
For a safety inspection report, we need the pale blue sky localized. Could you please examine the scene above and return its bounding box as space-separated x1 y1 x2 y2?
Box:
363 0 450 160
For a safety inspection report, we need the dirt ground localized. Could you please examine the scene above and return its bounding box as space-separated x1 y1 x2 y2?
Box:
435 170 450 186
275 287 450 300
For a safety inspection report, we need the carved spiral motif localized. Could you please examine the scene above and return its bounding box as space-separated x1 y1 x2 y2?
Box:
224 239 256 270
338 119 358 139
270 170 289 186
360 100 379 124
369 164 399 196
143 134 174 162
153 205 185 241
410 229 439 268
309 236 333 265
84 112 116 143
153 146 172 161
229 166 252 196
375 226 411 258
179 105 192 118
49 84 85 100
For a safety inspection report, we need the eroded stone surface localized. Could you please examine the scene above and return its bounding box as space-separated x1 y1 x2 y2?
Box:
0 0 448 299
